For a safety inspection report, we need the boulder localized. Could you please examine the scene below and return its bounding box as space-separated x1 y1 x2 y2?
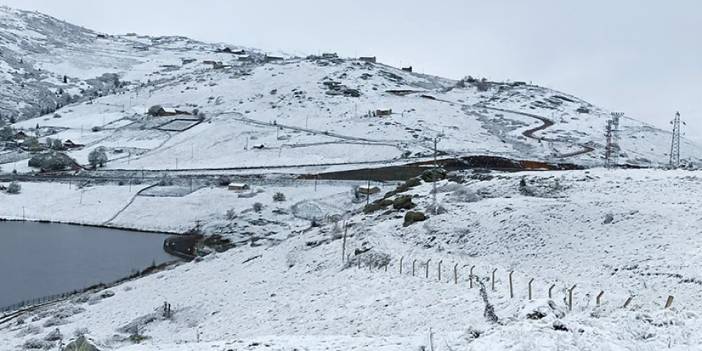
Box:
403 211 427 226
64 336 100 351
420 168 447 182
393 195 414 210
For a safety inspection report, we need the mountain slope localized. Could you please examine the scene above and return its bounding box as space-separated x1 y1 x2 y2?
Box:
1 5 699 171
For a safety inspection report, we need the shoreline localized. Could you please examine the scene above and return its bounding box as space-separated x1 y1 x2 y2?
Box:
0 217 184 236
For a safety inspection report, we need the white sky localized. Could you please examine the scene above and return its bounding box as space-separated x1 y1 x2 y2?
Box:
2 0 700 141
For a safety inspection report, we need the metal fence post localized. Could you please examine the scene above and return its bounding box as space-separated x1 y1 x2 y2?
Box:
623 296 634 309
491 269 497 291
399 256 404 275
665 295 674 309
509 271 514 298
469 265 475 288
438 260 443 281
425 259 431 279
528 278 534 300
412 259 417 276
568 285 577 311
548 284 556 299
453 263 458 285
596 291 604 306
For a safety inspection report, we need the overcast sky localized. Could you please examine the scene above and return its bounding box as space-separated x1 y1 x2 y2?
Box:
2 0 700 140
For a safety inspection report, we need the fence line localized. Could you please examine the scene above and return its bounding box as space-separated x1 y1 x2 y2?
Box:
344 253 674 313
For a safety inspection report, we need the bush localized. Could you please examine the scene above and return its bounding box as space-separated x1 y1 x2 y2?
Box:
28 152 76 171
225 209 237 220
7 181 21 194
252 202 263 212
88 147 108 168
272 192 286 202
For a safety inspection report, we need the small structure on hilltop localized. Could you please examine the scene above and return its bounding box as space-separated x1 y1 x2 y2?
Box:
63 139 84 149
228 183 250 192
359 56 376 63
147 105 192 117
375 108 393 117
265 55 284 63
322 53 338 59
13 131 29 140
402 66 413 72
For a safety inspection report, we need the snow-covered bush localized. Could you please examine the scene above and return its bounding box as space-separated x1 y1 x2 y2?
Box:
273 192 286 202
88 147 108 168
253 202 263 212
6 181 21 194
225 208 237 220
22 338 53 350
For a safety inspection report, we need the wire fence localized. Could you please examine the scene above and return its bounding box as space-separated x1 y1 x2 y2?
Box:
342 252 676 313
0 290 77 315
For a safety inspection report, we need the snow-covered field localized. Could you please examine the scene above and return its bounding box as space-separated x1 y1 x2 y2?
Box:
3 169 702 350
3 5 702 351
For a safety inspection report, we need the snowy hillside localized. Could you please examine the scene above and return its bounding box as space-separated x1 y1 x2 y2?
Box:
2 169 702 350
1 5 699 173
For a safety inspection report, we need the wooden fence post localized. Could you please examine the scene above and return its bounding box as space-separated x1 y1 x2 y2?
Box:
425 259 431 279
399 256 404 275
453 263 458 285
508 271 514 298
596 291 604 306
469 265 475 288
491 269 497 291
623 296 634 309
548 284 556 299
384 262 388 272
568 284 577 311
412 259 417 276
665 295 674 309
341 224 347 264
528 278 534 300
438 260 443 281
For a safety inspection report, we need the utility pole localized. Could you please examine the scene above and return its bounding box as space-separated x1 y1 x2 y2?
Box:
432 137 438 213
670 112 682 169
604 112 622 169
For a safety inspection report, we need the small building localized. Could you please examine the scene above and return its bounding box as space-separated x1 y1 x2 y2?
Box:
358 186 380 195
228 183 250 191
322 53 338 59
402 66 413 72
13 131 29 140
147 105 191 117
375 109 393 117
359 56 376 63
63 139 84 149
265 55 284 62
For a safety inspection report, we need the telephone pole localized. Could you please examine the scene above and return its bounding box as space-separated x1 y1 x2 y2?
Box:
669 112 682 169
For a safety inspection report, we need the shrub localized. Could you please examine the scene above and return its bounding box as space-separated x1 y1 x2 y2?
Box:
7 181 21 194
88 147 108 168
252 202 263 212
272 192 286 202
28 152 76 171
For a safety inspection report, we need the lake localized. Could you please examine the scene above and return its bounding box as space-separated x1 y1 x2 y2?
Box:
0 221 177 309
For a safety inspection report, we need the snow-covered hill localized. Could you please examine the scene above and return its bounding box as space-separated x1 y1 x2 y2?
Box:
1 5 698 173
2 169 702 350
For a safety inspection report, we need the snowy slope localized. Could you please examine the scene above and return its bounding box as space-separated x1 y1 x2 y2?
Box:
2 169 702 350
1 6 699 173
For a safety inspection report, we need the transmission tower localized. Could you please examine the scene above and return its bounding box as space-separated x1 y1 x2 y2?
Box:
669 112 681 169
604 112 623 168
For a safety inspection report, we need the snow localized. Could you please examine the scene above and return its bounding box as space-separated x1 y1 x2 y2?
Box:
3 169 702 350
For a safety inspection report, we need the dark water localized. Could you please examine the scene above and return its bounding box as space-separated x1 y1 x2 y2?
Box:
0 222 176 308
